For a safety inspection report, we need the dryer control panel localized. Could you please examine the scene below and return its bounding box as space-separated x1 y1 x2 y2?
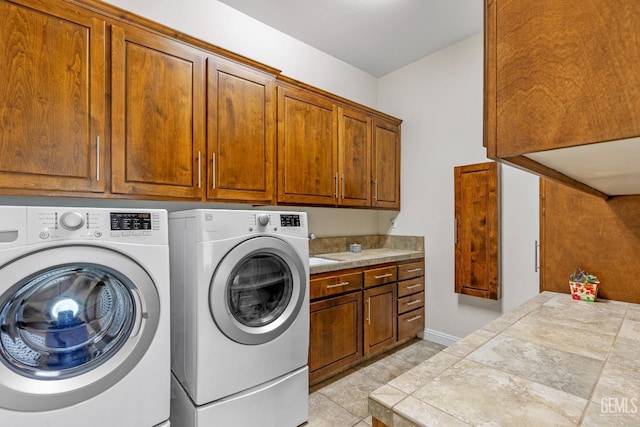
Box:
247 211 308 238
26 207 167 245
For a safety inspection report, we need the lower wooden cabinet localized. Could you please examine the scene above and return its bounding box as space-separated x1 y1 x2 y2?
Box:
309 291 363 384
396 259 425 341
398 306 425 341
309 258 425 384
364 283 397 356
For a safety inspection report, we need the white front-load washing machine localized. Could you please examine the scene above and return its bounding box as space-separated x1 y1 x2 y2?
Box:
169 209 309 427
0 206 170 427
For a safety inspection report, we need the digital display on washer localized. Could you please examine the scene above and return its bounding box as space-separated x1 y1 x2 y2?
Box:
110 212 152 230
280 214 301 227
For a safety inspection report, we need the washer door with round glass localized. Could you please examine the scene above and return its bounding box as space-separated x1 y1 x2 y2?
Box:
0 245 159 412
210 237 306 345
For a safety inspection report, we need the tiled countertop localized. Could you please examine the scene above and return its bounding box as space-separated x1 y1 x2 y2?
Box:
309 248 424 275
309 235 424 275
369 292 640 426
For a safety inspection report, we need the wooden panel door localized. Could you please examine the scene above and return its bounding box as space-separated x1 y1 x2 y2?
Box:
363 283 396 356
486 0 640 158
372 117 401 209
337 106 371 207
454 162 500 299
277 85 337 205
111 24 205 198
0 0 105 193
207 57 276 204
309 291 363 384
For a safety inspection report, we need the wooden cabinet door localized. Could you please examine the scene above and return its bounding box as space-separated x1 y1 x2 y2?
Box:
363 283 396 356
372 117 401 209
207 57 276 204
0 0 105 193
277 85 337 205
486 0 640 158
454 162 500 299
309 292 363 384
337 106 371 207
111 24 205 198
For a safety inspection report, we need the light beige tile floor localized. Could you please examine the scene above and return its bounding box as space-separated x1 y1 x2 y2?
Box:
306 338 446 427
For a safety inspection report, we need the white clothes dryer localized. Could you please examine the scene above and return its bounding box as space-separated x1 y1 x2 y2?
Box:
0 206 170 427
168 209 309 427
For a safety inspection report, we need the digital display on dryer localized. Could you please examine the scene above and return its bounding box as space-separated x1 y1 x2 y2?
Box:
110 213 152 230
280 214 301 227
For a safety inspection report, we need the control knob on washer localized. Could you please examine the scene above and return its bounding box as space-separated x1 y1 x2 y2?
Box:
60 211 85 230
256 214 270 227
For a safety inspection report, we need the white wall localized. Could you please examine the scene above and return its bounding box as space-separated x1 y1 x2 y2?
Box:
378 34 540 343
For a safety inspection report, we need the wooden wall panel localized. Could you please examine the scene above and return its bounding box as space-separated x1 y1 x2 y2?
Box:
541 180 640 303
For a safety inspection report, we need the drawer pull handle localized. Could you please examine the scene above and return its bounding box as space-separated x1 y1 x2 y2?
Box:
406 315 422 323
406 284 422 289
406 299 422 306
406 268 422 273
374 273 393 279
326 281 350 289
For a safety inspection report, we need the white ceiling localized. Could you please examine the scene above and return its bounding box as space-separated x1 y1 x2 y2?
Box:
217 0 484 77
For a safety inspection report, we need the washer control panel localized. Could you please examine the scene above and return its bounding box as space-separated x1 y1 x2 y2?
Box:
26 207 166 244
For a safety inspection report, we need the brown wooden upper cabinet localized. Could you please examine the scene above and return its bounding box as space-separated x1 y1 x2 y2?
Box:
277 85 338 206
484 0 640 199
0 0 106 194
454 162 500 300
0 0 402 208
111 23 206 199
337 106 372 207
207 57 276 204
372 117 401 209
277 84 400 209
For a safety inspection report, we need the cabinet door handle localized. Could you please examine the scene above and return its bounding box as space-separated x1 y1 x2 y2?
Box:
96 136 100 182
406 283 422 289
374 178 378 201
367 297 371 325
334 172 338 199
211 153 216 189
326 281 350 289
341 174 345 199
454 218 458 244
374 273 393 279
406 299 422 306
534 240 540 272
197 151 202 189
406 315 422 323
406 268 422 273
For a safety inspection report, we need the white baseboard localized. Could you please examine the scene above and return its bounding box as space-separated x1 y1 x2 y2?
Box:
419 328 460 347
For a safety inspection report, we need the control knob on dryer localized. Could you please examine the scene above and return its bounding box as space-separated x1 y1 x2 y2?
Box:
60 211 85 230
256 214 270 227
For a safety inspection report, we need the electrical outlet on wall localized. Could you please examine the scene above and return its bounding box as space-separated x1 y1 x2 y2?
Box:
390 218 396 229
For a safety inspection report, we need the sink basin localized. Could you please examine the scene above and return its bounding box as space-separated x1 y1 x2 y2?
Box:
309 257 339 266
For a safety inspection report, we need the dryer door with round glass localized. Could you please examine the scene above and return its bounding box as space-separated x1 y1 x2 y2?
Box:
0 245 159 412
210 236 306 345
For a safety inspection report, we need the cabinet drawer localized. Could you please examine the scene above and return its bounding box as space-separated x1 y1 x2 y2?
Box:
397 276 424 298
363 265 397 288
310 271 363 300
397 259 424 281
397 307 425 341
397 291 424 315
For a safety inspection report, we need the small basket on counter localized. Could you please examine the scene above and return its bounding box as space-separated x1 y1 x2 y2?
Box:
569 267 600 302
